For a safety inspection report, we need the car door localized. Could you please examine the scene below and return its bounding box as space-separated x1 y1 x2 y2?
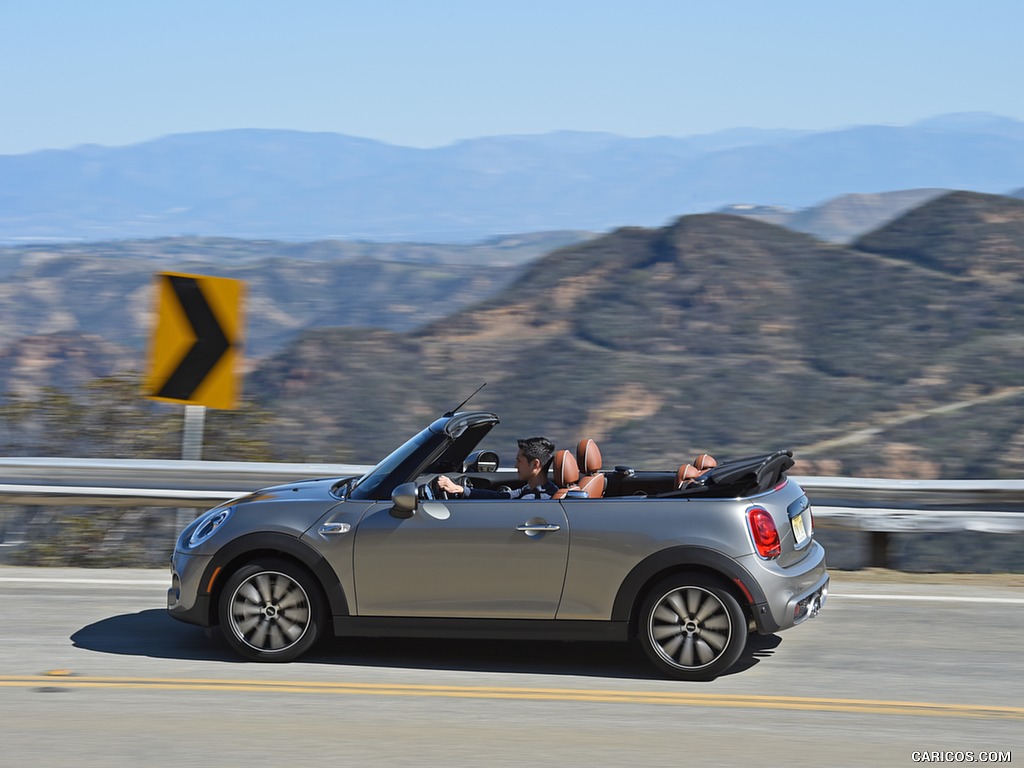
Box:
352 497 569 618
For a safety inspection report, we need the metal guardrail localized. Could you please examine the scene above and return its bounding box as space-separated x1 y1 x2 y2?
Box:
1 458 1022 566
791 476 1024 533
0 457 367 507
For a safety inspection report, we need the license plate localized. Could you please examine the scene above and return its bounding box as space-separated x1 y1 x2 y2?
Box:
791 512 808 544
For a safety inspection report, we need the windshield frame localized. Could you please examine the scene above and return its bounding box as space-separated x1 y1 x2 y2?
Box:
347 411 499 500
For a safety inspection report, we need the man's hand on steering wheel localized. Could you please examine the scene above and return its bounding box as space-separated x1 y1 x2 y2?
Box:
435 475 463 498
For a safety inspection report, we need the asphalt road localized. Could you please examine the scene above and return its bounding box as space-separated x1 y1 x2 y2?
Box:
0 567 1020 768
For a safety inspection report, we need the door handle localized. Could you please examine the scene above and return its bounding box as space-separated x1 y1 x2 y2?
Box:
516 522 561 534
319 522 351 535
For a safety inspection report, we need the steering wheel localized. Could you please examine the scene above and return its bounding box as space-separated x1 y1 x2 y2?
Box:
428 475 473 500
429 476 448 500
419 481 435 501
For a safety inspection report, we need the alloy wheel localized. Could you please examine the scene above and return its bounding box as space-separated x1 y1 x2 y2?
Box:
228 570 312 654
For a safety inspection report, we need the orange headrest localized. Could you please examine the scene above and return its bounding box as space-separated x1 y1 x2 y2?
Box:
553 449 580 487
693 453 717 471
576 439 603 474
676 463 701 488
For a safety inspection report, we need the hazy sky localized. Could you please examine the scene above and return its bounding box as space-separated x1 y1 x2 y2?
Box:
3 0 1022 154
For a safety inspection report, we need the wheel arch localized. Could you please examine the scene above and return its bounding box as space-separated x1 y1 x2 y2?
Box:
199 532 349 628
611 546 766 636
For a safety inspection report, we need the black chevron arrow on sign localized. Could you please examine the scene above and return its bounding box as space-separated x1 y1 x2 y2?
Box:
155 275 232 401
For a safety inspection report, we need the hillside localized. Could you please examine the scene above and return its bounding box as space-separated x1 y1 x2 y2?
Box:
853 190 1024 277
0 232 589 360
246 192 1024 478
3 114 1024 242
0 332 133 399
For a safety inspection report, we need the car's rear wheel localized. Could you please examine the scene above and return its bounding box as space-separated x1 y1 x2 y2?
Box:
218 558 325 662
637 574 747 681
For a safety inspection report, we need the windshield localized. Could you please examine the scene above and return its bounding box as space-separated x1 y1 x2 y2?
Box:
346 411 500 501
348 429 442 500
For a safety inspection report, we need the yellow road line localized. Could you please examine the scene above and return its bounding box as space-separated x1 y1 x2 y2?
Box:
2 675 1021 720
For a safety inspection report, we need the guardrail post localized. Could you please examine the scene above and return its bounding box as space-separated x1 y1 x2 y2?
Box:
869 532 891 569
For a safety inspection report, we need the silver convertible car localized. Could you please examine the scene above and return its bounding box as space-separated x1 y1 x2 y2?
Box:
168 410 828 681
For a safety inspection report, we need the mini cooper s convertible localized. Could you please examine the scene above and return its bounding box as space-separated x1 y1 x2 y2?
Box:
168 410 828 681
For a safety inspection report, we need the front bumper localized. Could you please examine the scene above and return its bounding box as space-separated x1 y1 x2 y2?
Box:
167 549 214 627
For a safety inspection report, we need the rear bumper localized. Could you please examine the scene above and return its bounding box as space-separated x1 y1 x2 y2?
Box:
744 540 829 634
789 575 828 625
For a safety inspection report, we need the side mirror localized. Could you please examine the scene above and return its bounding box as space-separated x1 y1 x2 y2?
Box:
390 482 418 519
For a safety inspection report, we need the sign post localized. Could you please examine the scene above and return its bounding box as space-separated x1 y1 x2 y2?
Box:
181 404 207 461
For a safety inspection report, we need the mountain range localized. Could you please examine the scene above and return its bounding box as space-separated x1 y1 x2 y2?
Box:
225 191 1024 481
0 187 1019 479
2 113 1023 243
0 186 954 369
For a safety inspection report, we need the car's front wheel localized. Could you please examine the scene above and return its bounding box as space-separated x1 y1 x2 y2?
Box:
637 574 747 681
218 558 326 662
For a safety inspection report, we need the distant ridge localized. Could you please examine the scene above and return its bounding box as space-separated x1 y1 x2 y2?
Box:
722 189 948 243
3 113 1024 242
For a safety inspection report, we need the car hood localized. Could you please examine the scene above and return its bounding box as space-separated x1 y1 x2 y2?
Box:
224 475 354 534
231 475 348 506
178 476 353 552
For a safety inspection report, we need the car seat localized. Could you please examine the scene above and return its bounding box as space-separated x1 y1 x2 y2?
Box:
575 438 607 498
677 453 718 489
551 449 582 499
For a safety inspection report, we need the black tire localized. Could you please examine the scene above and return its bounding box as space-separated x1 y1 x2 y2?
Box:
637 574 747 681
218 558 326 662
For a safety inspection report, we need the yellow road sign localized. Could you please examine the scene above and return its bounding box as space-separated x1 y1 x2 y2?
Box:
145 272 244 409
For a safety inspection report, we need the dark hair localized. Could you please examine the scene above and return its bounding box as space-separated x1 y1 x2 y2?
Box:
517 436 555 468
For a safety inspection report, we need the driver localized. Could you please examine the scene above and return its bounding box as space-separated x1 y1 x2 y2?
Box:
437 436 558 499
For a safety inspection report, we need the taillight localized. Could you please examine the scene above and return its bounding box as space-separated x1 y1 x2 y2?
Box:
748 506 781 558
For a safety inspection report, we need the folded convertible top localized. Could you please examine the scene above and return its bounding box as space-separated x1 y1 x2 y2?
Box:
664 450 795 499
